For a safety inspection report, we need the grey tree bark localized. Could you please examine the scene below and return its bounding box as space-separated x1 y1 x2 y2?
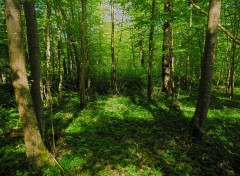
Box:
5 0 51 166
192 0 222 138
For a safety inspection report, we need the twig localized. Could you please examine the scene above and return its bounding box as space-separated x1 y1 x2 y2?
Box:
50 153 65 172
190 0 240 45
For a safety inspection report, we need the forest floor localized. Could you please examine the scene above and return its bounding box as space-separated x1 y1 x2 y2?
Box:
0 85 240 176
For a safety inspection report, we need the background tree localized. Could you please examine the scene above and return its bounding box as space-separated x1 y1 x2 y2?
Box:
147 0 156 101
162 0 174 94
80 0 87 107
110 0 119 94
44 0 53 105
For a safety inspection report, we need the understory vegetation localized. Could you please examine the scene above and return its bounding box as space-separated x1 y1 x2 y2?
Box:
1 85 240 176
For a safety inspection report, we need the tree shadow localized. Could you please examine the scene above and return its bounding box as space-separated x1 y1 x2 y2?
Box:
56 95 193 175
187 117 240 176
55 93 240 175
209 90 240 109
1 86 239 175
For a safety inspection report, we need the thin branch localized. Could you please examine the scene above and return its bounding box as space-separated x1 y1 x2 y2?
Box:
218 24 240 45
50 153 65 172
190 0 240 45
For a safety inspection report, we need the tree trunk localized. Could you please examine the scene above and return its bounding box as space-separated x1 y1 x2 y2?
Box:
80 0 87 107
228 10 239 98
57 27 63 105
192 0 222 138
69 36 80 89
162 0 174 95
23 0 45 141
117 3 125 58
186 2 193 91
147 0 156 101
138 30 145 67
5 0 52 166
111 0 119 94
45 0 53 105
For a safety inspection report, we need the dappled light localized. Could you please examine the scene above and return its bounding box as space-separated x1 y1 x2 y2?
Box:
1 0 240 175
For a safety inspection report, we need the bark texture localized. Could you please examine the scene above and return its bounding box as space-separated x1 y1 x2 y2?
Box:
23 0 45 141
192 0 222 138
162 0 174 94
5 0 51 166
45 0 53 105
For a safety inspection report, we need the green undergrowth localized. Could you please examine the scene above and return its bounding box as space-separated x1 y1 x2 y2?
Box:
0 87 240 175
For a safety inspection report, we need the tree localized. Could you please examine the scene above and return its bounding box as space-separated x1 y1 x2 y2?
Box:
147 0 156 101
45 0 53 105
80 0 87 107
23 0 45 141
111 0 119 94
162 0 174 94
5 0 52 166
186 1 193 92
192 0 222 138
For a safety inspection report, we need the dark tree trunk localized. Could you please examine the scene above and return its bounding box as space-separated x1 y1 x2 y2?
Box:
23 0 45 141
5 0 52 166
162 0 174 95
138 31 145 67
147 0 156 101
192 0 222 138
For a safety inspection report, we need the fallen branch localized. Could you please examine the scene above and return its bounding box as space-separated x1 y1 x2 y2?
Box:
189 0 240 45
50 153 65 172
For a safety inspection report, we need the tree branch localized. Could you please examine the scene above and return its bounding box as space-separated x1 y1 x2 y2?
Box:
190 0 240 45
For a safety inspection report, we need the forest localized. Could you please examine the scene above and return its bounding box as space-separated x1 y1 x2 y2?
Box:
0 0 240 175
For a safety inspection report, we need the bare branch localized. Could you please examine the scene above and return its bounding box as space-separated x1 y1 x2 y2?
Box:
190 1 240 45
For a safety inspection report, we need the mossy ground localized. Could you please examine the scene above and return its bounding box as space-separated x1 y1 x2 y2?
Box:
0 86 240 175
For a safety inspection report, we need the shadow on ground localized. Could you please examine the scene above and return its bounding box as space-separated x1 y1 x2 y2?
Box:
0 88 239 175
54 93 240 176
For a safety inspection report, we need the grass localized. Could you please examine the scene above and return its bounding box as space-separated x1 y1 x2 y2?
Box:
0 85 240 175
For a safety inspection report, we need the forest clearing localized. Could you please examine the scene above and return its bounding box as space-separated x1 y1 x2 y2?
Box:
0 0 240 175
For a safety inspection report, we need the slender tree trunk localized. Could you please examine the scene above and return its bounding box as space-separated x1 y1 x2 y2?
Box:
228 10 239 98
186 2 193 91
67 44 72 81
111 0 119 94
229 41 236 98
45 0 53 105
69 37 80 89
80 0 87 107
225 37 231 94
192 0 222 138
138 30 145 67
162 0 174 95
57 28 63 105
147 0 156 101
5 0 52 166
63 55 67 79
131 33 136 69
23 0 45 141
53 5 63 105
